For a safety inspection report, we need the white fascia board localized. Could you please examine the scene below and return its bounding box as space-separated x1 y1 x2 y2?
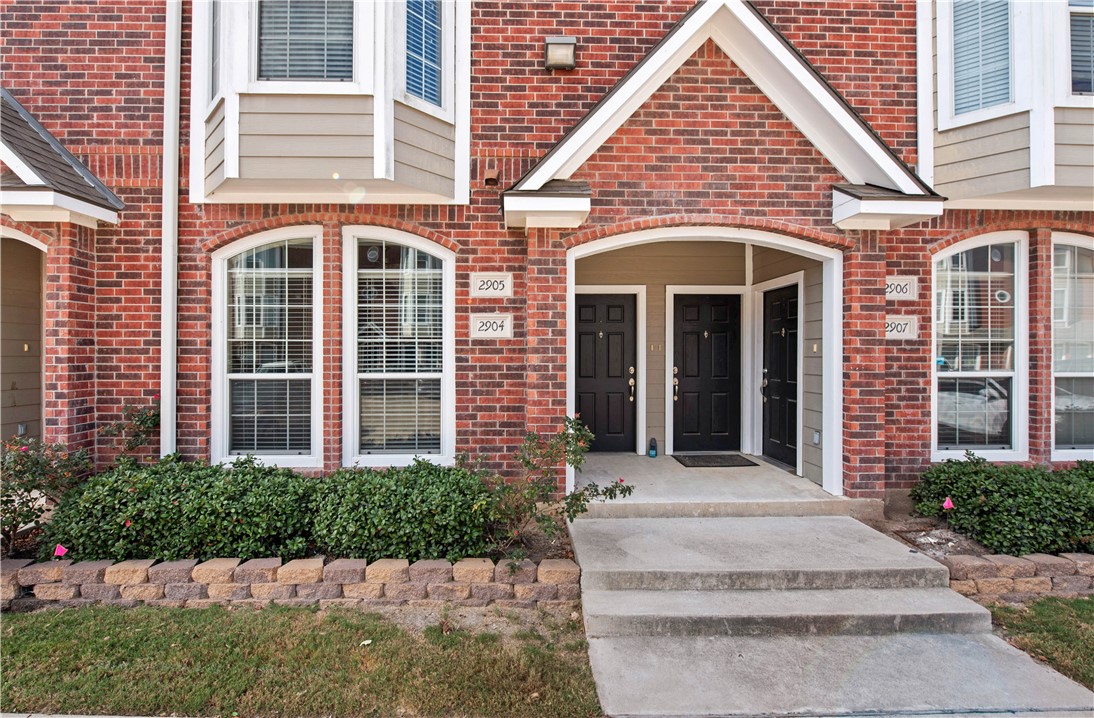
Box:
0 190 118 226
831 189 943 231
503 195 591 229
520 0 926 196
0 143 46 185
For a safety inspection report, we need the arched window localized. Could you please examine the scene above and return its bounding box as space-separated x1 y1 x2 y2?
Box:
1052 234 1094 456
212 227 322 467
343 227 454 465
933 231 1027 460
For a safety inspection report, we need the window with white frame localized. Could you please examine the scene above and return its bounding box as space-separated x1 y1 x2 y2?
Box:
935 240 1021 451
350 234 451 459
257 0 354 82
406 0 443 106
1071 0 1094 94
223 237 317 457
953 0 1012 115
1053 240 1094 450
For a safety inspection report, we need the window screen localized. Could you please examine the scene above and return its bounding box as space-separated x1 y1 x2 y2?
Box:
356 239 443 454
935 242 1017 449
406 0 443 105
258 0 353 81
953 0 1011 114
226 239 314 455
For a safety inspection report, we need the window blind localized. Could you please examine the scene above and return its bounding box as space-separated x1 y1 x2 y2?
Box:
1072 2 1094 94
258 0 353 81
953 0 1011 115
406 0 442 105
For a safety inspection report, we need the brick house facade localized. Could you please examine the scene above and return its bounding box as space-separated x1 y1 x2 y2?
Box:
1 0 1091 503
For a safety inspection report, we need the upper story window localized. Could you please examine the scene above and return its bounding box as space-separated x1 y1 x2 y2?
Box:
1071 0 1094 94
406 0 443 106
953 0 1012 115
257 0 354 82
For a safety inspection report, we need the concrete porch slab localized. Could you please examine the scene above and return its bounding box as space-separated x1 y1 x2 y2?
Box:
578 453 879 519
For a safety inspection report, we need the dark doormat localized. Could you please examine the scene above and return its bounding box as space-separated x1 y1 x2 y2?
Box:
673 454 759 468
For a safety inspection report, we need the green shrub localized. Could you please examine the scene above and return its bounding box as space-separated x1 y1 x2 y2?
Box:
1 437 93 555
39 456 318 562
912 454 1094 555
312 459 497 562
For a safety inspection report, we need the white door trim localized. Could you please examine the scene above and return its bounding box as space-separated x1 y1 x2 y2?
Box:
574 286 647 456
750 272 806 476
664 285 749 456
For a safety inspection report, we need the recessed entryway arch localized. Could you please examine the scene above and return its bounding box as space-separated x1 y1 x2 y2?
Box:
566 226 844 497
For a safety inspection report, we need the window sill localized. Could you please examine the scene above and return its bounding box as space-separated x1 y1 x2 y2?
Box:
1054 94 1094 109
347 453 454 469
937 103 1028 132
244 81 372 96
931 448 1028 463
216 455 323 470
1051 449 1094 462
396 94 454 125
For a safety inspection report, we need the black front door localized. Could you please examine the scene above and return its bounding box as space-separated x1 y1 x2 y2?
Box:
762 285 798 467
673 294 740 452
575 294 637 452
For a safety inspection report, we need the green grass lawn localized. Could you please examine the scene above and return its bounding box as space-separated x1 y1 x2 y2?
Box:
1 605 603 718
990 596 1094 689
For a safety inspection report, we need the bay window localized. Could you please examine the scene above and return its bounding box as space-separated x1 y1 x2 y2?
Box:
1053 237 1094 454
934 234 1027 458
406 0 443 106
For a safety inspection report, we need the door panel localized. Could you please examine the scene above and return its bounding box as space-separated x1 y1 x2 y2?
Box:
575 294 637 452
673 294 741 452
763 285 798 467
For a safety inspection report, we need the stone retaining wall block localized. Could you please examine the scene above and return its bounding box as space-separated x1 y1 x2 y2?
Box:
192 558 240 584
557 584 581 601
1 559 32 585
410 559 452 583
278 558 324 584
537 559 580 584
323 558 367 583
974 578 1014 595
63 560 115 585
80 583 122 601
251 583 296 600
105 559 157 585
982 555 1036 578
148 559 198 584
427 582 471 600
342 583 384 599
384 582 428 600
166 582 208 600
1060 553 1094 576
1052 575 1092 591
494 559 536 584
1023 554 1076 577
471 582 514 601
948 580 977 596
366 559 409 583
235 558 281 583
207 583 252 600
1013 576 1053 592
121 584 165 601
515 583 558 601
295 582 342 600
34 583 80 600
19 561 71 586
452 558 494 583
939 555 995 580
319 598 362 610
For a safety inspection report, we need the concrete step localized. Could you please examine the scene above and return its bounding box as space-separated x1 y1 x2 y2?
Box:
582 587 992 637
588 633 1094 717
581 497 857 519
571 516 949 591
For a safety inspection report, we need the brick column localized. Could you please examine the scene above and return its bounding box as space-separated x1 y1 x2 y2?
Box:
1027 228 1054 464
842 232 887 498
42 222 97 455
524 229 568 493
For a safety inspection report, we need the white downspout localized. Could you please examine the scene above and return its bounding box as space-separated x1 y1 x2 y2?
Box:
160 0 181 455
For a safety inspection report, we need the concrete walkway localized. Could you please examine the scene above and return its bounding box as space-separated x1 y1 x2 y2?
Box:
570 496 1094 716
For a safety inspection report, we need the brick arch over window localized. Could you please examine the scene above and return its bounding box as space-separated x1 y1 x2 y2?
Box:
561 215 854 253
928 219 1094 256
201 214 460 255
0 219 54 251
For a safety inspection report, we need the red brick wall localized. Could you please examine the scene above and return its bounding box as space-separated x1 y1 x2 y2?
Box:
2 1 1090 496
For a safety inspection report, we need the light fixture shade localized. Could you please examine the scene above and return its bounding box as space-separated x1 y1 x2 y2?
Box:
544 36 577 70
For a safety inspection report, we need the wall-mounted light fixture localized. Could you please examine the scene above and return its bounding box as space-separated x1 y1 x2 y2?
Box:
544 36 577 70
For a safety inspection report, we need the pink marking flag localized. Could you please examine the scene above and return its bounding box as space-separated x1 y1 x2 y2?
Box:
942 496 955 511
54 544 68 557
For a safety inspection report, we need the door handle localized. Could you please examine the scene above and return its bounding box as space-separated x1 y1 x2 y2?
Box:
629 377 636 402
672 376 679 401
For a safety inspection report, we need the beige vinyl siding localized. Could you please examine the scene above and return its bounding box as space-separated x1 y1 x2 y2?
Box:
1055 107 1094 187
752 248 823 485
393 102 455 198
204 98 226 191
934 112 1031 199
0 238 42 441
238 94 374 180
575 242 746 448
